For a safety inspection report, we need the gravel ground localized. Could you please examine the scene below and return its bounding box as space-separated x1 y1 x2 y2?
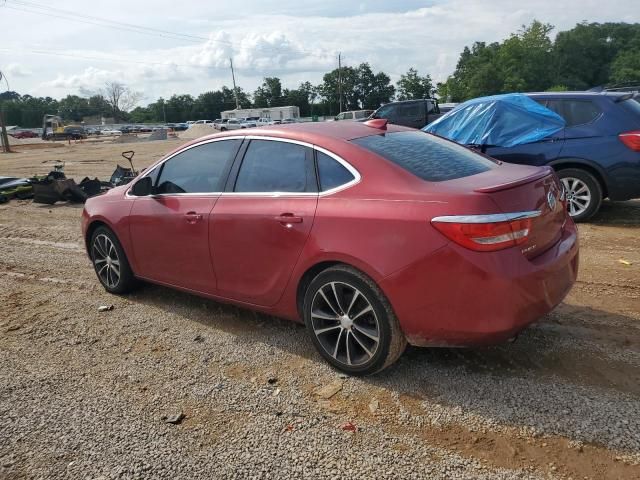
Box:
1 142 639 479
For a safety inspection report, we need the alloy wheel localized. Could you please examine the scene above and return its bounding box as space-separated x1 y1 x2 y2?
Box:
310 281 380 367
561 177 591 217
92 234 121 289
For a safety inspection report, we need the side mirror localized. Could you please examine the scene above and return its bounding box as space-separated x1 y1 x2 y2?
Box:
131 176 153 196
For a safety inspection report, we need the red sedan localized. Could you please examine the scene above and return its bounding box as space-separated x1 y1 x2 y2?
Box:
82 120 579 375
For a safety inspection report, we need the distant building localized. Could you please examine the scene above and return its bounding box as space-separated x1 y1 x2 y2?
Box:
221 106 300 120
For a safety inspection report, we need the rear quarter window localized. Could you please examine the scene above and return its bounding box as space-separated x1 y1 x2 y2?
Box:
352 131 495 182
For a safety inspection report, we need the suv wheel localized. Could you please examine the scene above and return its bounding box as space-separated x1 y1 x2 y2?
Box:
303 265 406 376
557 168 602 222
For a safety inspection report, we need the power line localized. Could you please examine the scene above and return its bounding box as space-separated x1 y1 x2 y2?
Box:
1 0 331 58
0 47 230 72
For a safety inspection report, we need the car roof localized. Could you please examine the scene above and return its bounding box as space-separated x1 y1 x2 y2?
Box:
200 121 414 145
526 91 631 99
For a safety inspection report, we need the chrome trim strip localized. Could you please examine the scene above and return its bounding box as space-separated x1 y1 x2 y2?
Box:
126 135 362 199
431 211 542 223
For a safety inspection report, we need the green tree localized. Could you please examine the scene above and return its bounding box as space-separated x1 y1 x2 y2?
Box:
253 77 284 108
609 34 640 84
396 68 434 100
553 22 640 89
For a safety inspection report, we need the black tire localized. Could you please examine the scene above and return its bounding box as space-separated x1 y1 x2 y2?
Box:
220 127 227 131
303 265 406 376
89 226 137 294
557 168 603 222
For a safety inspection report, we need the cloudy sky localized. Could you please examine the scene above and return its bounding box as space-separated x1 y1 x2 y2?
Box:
1 0 639 104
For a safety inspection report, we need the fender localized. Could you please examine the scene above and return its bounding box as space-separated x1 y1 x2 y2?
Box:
547 157 612 193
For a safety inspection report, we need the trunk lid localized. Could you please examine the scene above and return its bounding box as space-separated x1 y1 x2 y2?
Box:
441 164 567 259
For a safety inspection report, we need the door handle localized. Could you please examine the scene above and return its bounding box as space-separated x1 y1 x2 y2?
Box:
275 214 303 225
185 211 203 223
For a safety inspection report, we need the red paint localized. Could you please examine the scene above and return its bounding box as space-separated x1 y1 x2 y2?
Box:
82 122 578 347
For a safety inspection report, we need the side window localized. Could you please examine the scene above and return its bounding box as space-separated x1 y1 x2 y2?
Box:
374 104 395 119
156 140 240 194
354 111 367 119
562 100 601 127
317 151 355 191
235 140 312 193
336 113 344 120
344 112 353 120
542 99 564 117
400 104 420 117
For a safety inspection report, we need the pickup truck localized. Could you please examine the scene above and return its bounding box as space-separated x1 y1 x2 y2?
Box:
367 99 442 129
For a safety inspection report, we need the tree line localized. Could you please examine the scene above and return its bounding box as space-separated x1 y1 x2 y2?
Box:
1 20 639 127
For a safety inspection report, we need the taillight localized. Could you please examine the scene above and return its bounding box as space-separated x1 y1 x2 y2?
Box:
619 130 640 151
431 212 541 252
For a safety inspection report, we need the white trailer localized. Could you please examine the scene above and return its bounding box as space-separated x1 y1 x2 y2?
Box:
221 106 300 121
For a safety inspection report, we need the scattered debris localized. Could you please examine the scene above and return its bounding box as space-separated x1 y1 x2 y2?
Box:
98 305 114 312
193 334 204 343
368 398 379 414
618 259 632 266
340 421 358 432
267 376 278 385
313 380 343 400
283 424 294 432
272 388 281 397
163 412 185 425
4 150 140 206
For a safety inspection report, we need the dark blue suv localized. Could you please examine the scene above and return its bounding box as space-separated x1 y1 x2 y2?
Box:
484 92 640 221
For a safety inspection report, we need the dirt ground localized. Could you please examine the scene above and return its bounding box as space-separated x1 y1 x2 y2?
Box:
1 138 639 479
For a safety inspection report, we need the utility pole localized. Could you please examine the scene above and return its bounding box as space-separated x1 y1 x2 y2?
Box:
162 101 166 123
338 53 343 114
0 69 11 153
0 106 11 154
230 58 240 109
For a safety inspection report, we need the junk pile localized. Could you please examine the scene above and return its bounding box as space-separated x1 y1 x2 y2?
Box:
0 150 139 205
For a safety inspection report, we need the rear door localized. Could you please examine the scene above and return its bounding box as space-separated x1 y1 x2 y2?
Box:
210 138 318 306
129 139 242 294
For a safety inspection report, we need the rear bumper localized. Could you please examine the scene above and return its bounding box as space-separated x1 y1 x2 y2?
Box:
380 221 579 347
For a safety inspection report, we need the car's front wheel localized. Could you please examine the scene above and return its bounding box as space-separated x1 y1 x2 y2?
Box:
90 226 136 294
557 168 602 222
303 265 406 376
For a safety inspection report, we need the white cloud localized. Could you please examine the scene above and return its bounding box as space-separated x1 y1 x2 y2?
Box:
5 63 32 78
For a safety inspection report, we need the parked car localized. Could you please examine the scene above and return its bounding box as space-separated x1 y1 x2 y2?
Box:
280 118 298 124
62 126 87 140
480 91 640 221
334 110 374 121
194 120 214 125
82 120 578 375
101 128 122 136
367 99 442 129
214 119 229 130
255 118 273 126
9 130 39 139
438 102 459 114
219 119 242 131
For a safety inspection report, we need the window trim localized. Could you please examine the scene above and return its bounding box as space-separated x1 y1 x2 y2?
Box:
126 135 361 198
542 98 603 127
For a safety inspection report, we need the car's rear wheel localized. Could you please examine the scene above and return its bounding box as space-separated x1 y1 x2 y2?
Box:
557 168 602 222
90 226 136 294
303 265 406 376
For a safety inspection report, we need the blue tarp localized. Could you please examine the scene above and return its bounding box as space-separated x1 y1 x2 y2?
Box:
423 93 565 148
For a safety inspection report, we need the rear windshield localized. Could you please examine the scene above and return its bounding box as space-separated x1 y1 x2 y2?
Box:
351 131 495 182
621 98 640 117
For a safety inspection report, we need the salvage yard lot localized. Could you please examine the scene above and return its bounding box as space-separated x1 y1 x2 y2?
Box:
1 139 639 479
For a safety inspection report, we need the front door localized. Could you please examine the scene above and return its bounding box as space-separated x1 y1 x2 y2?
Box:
128 138 242 294
211 138 318 306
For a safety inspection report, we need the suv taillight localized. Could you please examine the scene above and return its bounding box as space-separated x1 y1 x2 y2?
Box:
619 130 640 151
431 212 540 252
